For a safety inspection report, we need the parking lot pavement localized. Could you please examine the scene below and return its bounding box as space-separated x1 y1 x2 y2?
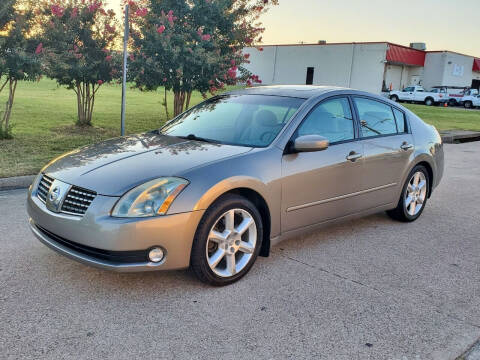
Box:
1 142 480 360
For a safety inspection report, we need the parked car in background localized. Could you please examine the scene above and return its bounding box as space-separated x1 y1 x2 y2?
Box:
430 86 468 106
389 86 446 106
461 93 480 109
27 86 444 285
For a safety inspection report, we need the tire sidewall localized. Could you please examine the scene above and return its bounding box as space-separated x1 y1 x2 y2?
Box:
465 101 472 109
400 165 429 221
425 98 433 106
390 95 398 102
191 195 263 285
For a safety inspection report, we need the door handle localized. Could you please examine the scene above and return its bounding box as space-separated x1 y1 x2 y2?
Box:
346 151 362 162
400 142 414 151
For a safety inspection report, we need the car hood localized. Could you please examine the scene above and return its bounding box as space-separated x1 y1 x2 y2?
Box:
43 132 252 196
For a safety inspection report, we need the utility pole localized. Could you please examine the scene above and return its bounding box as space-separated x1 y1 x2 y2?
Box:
120 4 129 136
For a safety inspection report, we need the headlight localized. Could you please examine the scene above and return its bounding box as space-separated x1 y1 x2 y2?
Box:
111 177 188 218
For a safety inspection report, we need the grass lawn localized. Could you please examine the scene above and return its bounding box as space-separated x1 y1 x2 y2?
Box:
1 79 479 178
403 103 480 132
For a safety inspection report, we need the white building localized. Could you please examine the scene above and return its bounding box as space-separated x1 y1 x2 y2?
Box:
243 42 480 94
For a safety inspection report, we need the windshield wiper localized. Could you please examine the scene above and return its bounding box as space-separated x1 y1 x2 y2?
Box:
176 134 218 144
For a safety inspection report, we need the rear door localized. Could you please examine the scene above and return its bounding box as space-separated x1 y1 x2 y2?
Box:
352 96 414 208
281 96 364 232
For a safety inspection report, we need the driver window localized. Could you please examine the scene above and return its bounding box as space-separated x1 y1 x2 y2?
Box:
296 97 354 144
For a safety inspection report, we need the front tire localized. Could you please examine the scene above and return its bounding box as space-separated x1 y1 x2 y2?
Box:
464 101 473 109
190 194 263 286
387 165 429 222
424 97 434 106
390 95 399 102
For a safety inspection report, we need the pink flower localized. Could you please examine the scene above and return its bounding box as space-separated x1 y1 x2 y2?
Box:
157 25 166 34
51 5 64 17
163 77 167 82
71 7 78 18
35 43 43 55
197 28 203 36
258 47 264 51
244 53 250 59
105 55 112 62
167 10 176 26
87 2 101 13
135 8 148 17
246 80 252 87
230 59 236 66
105 24 116 33
97 80 104 85
129 54 134 61
201 34 211 41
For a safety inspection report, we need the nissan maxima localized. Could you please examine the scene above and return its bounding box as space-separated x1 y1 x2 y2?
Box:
27 86 444 285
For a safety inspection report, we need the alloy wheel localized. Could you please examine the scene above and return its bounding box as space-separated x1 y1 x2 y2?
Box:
404 171 427 216
206 208 257 278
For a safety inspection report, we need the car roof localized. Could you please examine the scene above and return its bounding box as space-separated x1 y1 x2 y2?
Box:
225 85 351 99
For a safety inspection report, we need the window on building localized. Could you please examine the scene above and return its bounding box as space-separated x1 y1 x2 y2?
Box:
306 67 314 85
296 97 354 144
354 97 398 137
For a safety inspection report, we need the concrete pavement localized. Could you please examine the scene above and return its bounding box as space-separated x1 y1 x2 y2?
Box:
1 142 480 360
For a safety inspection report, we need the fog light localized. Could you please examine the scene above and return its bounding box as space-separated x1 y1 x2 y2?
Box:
148 247 164 263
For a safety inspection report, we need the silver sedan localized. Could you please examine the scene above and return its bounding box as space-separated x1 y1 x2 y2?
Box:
27 86 444 285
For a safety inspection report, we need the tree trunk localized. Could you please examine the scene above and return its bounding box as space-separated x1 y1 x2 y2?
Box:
185 91 192 110
173 91 186 117
163 87 170 121
0 77 17 139
75 82 98 126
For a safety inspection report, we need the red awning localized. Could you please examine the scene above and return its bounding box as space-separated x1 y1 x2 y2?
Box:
386 44 426 67
473 58 480 72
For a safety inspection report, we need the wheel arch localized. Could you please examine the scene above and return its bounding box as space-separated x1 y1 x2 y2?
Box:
415 161 434 198
192 177 274 257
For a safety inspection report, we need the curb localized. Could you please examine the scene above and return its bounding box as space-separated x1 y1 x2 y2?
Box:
440 131 480 144
0 175 36 192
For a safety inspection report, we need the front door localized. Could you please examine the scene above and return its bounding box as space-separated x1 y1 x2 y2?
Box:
352 96 415 208
281 97 364 232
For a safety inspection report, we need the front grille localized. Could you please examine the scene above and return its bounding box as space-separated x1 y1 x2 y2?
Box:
37 174 54 203
61 186 97 216
36 225 149 264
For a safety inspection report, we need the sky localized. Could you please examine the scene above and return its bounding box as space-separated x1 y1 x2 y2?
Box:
107 0 480 57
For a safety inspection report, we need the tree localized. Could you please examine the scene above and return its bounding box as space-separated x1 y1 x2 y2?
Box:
127 0 275 118
36 0 120 126
0 0 42 139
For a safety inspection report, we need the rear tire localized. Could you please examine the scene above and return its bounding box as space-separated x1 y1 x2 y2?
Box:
390 95 399 102
387 165 430 222
190 194 263 286
465 101 473 109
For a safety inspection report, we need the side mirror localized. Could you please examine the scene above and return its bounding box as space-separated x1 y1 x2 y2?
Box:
293 135 329 153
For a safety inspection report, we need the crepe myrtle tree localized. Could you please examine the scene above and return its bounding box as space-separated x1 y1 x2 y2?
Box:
126 0 274 118
36 0 120 126
0 0 42 139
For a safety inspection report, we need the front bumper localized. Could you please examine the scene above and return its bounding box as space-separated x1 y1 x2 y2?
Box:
27 189 205 272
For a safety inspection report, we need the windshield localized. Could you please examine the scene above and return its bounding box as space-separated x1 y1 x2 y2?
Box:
160 94 305 147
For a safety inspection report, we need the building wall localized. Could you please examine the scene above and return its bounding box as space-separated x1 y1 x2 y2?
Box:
384 65 424 90
243 44 480 93
423 52 475 89
244 43 388 94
